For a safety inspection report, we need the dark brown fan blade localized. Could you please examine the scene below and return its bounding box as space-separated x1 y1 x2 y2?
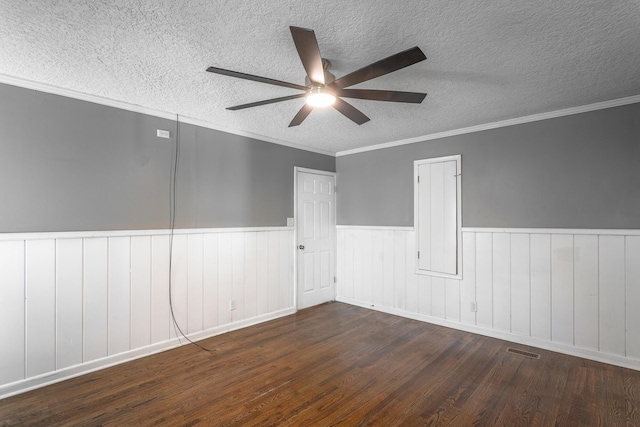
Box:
336 89 426 103
329 47 426 89
290 26 325 84
332 98 370 125
289 104 314 127
227 94 306 110
207 67 307 91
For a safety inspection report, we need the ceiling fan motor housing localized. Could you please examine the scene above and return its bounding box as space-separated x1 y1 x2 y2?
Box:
305 62 335 87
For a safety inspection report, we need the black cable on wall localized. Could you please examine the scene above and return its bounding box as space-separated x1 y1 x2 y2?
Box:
168 115 214 353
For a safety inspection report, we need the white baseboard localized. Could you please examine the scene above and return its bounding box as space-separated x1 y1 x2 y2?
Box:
0 307 296 400
336 296 640 372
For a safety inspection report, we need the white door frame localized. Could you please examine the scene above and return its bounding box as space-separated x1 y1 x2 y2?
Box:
293 167 337 310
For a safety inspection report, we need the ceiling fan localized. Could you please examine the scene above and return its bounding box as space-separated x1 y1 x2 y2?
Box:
207 26 427 127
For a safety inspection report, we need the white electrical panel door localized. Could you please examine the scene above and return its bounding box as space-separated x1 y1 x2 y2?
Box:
415 155 461 279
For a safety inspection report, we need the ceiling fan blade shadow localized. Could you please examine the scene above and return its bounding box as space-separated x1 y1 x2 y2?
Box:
332 98 370 125
337 89 426 103
329 47 426 89
289 104 314 127
290 26 325 85
227 94 306 110
207 67 307 91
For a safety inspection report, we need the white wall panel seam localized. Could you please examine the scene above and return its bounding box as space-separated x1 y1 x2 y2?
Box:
148 237 152 346
54 241 57 371
216 234 220 327
597 235 601 352
106 238 110 356
202 233 205 333
528 234 531 337
474 233 478 326
548 235 552 340
491 233 494 329
23 240 27 380
624 237 627 358
129 238 132 351
511 234 518 335
185 238 189 333
23 240 27 378
572 235 575 346
81 238 86 363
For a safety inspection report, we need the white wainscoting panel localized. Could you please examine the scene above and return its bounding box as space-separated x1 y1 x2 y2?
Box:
56 238 84 371
170 234 188 340
131 236 152 350
529 234 551 341
244 232 258 320
599 236 626 357
203 233 220 329
510 233 530 337
382 230 395 308
0 228 295 399
475 232 493 329
108 236 131 356
627 237 640 360
393 231 407 310
492 233 511 332
0 241 25 385
150 235 171 344
231 232 245 323
460 232 476 325
551 234 574 346
187 234 204 335
336 227 640 371
26 239 56 378
83 238 109 361
573 235 599 351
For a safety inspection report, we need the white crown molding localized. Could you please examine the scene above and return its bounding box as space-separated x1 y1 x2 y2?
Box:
0 73 177 120
0 74 334 157
336 95 640 157
178 115 335 156
5 73 639 159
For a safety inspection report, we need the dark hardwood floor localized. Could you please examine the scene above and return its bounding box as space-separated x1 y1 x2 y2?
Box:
1 302 639 426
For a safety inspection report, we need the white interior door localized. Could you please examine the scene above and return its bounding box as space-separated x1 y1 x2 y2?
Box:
296 169 336 309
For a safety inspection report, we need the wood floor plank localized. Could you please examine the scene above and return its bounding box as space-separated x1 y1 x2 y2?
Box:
1 302 639 426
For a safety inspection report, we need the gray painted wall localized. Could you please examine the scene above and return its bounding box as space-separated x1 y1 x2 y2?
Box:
337 103 640 229
0 83 334 232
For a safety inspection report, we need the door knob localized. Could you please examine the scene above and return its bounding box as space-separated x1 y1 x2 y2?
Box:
298 245 305 250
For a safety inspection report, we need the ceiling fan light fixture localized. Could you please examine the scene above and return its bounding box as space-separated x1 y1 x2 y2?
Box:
207 26 427 126
306 86 336 107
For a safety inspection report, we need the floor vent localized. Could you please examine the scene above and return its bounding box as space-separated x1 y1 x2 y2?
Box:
506 347 540 359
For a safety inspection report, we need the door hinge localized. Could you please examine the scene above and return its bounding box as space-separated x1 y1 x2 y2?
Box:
334 276 337 283
417 175 420 183
417 251 420 259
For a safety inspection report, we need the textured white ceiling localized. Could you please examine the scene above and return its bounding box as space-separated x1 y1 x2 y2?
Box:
1 1 639 154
